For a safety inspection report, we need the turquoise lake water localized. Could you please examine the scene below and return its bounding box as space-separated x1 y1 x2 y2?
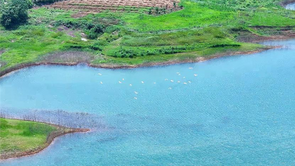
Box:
1 39 295 165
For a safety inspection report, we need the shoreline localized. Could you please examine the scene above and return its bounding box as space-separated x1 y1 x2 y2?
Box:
1 1 295 78
0 118 90 160
0 45 280 78
281 0 295 6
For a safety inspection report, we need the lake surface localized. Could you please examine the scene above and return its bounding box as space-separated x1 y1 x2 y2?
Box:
286 2 295 10
1 39 295 165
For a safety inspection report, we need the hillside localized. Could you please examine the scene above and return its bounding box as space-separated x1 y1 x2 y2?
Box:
0 0 294 75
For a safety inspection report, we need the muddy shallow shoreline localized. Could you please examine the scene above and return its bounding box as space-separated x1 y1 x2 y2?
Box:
0 118 90 160
0 45 280 78
1 25 295 78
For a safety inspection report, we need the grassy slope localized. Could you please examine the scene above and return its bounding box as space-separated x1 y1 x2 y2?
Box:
0 118 57 156
0 0 294 72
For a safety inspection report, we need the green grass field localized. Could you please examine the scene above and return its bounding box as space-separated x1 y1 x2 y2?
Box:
0 0 294 73
0 118 58 157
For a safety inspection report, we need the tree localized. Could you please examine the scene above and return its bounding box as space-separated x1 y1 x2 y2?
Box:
0 0 32 28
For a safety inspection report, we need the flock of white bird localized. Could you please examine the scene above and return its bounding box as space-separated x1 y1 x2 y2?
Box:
97 67 197 100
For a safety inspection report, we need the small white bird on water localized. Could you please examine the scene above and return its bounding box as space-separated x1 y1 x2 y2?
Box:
183 77 186 79
134 91 138 94
134 97 137 100
184 82 187 85
194 74 198 77
189 67 193 70
154 82 156 84
122 78 125 81
141 81 144 84
98 73 102 76
119 81 122 84
130 84 132 86
188 81 191 84
168 87 172 90
100 81 103 84
178 81 180 83
171 80 174 83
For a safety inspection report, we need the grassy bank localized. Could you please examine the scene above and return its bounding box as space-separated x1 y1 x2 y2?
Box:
0 118 88 160
0 0 295 74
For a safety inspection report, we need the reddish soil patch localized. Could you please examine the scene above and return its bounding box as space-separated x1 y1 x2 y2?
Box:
57 26 77 37
40 51 95 63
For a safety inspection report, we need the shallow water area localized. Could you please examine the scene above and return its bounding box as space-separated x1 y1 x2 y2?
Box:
1 39 295 165
286 2 295 10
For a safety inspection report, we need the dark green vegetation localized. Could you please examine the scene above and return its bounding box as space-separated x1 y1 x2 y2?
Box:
0 0 33 28
0 0 295 73
0 118 56 158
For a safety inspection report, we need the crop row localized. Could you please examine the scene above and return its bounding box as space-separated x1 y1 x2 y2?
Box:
47 0 180 13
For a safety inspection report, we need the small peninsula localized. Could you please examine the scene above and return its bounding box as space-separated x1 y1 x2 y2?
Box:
0 118 89 160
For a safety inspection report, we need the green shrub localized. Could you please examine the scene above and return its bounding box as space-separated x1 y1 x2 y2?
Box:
0 119 9 129
54 20 105 39
0 0 32 28
85 24 104 39
21 123 53 136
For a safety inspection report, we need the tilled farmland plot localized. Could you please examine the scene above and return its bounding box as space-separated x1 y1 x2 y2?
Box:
48 0 181 14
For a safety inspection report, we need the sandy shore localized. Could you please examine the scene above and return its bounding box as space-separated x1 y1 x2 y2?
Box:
0 118 90 160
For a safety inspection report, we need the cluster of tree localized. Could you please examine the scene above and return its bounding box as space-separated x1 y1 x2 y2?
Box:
0 0 33 28
112 46 193 58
